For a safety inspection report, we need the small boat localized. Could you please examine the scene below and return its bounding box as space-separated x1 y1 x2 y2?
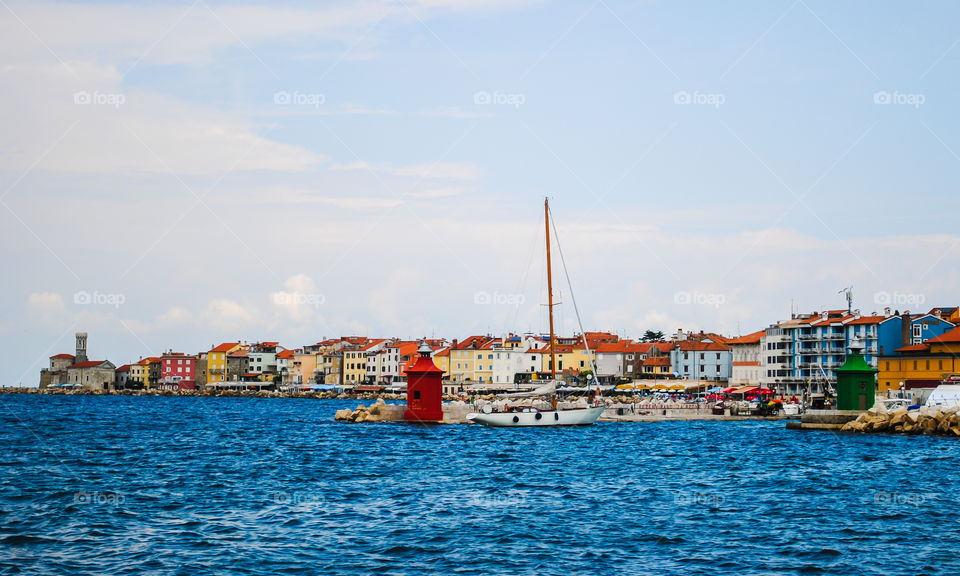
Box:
466 198 605 428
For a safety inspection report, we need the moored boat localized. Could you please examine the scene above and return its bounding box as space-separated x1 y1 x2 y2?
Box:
466 198 605 428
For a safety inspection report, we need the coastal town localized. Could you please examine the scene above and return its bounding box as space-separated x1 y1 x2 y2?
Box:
37 303 960 407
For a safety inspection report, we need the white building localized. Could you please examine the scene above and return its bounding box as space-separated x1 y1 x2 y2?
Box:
727 330 764 386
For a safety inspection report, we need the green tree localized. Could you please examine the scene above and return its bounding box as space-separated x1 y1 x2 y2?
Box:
641 330 665 342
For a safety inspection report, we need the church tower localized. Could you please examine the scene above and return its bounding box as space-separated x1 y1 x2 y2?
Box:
75 332 88 363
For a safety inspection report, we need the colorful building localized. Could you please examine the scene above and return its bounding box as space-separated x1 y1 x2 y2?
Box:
878 326 960 395
207 343 241 383
160 352 196 389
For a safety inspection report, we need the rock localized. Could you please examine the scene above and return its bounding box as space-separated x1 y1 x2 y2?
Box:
889 409 908 427
334 408 354 421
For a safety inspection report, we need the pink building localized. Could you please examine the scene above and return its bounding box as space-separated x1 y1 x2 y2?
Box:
160 352 196 390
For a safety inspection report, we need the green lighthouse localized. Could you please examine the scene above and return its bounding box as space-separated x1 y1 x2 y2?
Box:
835 342 877 411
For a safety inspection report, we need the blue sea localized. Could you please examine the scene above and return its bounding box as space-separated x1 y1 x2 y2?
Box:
1 394 958 575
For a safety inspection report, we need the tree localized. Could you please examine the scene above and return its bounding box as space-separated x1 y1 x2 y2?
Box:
642 330 665 342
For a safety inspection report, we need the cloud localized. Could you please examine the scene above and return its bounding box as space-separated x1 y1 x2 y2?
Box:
0 63 325 175
409 187 463 198
251 187 403 209
26 292 66 322
271 274 325 323
203 298 259 331
328 160 480 181
392 162 480 180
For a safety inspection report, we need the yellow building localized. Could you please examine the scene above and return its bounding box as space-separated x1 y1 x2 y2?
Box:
449 336 491 383
130 359 149 387
291 351 319 386
342 339 385 385
878 327 960 394
432 347 450 379
540 344 594 374
208 342 241 383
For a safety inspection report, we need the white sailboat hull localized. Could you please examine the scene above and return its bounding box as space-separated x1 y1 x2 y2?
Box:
466 406 605 427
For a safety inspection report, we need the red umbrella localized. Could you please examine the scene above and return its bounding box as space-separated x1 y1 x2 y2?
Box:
759 389 774 395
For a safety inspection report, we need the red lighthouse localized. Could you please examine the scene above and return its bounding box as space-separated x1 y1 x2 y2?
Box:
404 342 444 423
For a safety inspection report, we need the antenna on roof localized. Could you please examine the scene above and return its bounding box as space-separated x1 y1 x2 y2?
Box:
838 286 853 314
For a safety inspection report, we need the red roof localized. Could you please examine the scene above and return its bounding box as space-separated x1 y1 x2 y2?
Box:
596 341 634 353
69 360 108 369
50 353 75 359
726 330 765 345
451 336 494 350
674 341 729 352
116 364 131 372
844 315 886 325
927 326 960 344
211 342 240 353
896 343 931 353
276 349 295 360
642 357 670 366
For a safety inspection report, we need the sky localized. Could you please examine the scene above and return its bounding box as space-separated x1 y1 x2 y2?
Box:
2 0 960 384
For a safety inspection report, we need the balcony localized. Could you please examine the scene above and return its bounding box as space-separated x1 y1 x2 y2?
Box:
797 334 818 341
822 333 845 340
798 347 820 355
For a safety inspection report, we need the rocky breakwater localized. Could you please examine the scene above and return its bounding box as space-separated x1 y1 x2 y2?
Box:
335 399 404 423
334 399 475 423
841 403 960 436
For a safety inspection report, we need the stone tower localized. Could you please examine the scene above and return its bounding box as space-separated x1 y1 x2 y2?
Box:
75 332 88 363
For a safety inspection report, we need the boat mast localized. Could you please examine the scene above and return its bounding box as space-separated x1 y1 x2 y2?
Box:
545 197 557 381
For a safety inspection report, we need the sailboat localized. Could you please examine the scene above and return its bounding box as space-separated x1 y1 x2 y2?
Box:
466 198 606 427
